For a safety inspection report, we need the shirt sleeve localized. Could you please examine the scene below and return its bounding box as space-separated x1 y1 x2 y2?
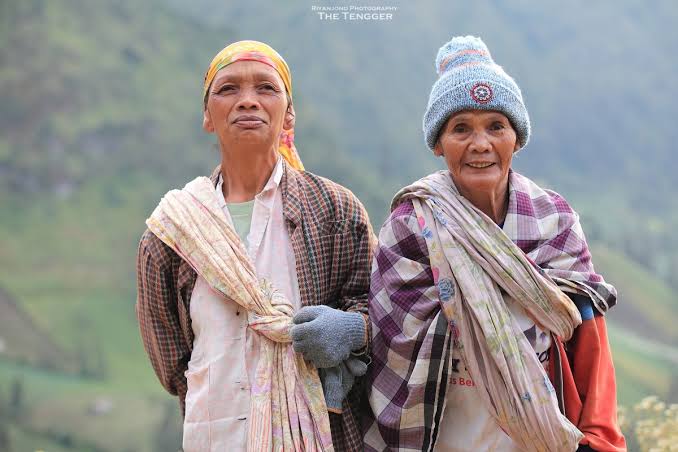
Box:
558 294 627 452
365 200 443 451
135 229 190 414
336 200 377 352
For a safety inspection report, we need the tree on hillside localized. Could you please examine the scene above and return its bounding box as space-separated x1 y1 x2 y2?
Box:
9 377 24 421
0 384 12 451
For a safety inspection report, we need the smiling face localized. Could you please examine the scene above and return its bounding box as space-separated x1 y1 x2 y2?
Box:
203 60 293 155
434 110 519 200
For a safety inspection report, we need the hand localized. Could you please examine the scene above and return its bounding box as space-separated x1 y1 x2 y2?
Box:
291 305 366 368
320 356 369 411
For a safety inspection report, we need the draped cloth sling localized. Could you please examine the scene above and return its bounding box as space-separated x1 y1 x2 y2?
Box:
394 171 587 451
146 176 333 451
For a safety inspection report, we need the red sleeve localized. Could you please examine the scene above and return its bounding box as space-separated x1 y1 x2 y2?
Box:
553 315 627 451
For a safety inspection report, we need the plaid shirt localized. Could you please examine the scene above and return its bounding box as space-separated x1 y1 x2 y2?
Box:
365 170 617 451
364 201 446 452
136 161 375 451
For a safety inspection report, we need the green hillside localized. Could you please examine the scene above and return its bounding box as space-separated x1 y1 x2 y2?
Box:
0 0 676 450
592 244 677 344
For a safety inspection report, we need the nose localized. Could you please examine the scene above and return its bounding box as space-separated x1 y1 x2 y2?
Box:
235 87 260 110
469 129 491 153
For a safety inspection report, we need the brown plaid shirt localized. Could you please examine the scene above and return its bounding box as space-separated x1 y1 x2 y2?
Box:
136 161 375 451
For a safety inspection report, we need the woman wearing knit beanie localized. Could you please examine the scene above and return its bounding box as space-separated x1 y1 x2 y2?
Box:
365 36 626 452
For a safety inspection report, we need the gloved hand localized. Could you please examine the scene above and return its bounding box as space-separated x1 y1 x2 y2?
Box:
320 356 369 412
291 305 366 369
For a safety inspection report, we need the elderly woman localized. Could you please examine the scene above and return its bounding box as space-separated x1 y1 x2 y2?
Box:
365 36 626 452
136 41 374 451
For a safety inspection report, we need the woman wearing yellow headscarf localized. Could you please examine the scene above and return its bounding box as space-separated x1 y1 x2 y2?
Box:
137 41 374 451
201 40 304 171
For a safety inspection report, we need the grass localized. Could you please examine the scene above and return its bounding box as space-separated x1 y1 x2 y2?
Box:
612 350 673 398
591 244 677 342
608 321 677 406
7 424 77 452
0 169 182 450
0 359 177 452
28 391 168 452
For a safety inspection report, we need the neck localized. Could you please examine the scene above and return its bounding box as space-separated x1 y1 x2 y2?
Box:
220 144 278 203
457 180 509 225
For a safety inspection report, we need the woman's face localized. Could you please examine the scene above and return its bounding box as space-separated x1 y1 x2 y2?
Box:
434 110 519 198
203 60 292 151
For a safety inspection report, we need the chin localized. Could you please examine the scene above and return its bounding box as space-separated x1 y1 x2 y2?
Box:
457 174 504 194
234 134 274 146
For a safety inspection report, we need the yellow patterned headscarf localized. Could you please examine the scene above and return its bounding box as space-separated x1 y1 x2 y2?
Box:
203 40 304 171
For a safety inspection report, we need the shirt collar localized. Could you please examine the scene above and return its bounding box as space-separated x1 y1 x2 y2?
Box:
216 156 284 207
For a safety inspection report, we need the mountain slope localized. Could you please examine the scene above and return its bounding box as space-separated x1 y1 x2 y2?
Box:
0 287 70 372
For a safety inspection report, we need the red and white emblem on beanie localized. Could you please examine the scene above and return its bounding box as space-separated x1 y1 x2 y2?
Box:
470 82 493 104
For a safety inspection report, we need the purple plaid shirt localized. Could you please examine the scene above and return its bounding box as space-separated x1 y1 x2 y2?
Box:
364 170 616 451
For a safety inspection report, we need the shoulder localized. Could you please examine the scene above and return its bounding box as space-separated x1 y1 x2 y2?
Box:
137 168 218 268
512 171 576 217
391 198 416 220
293 169 370 226
541 188 575 215
383 199 420 240
376 199 429 264
137 228 180 272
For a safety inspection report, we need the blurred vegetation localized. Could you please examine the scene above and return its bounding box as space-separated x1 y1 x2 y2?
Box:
0 0 676 450
619 396 678 452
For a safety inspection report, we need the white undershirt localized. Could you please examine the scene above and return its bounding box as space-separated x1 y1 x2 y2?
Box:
182 158 302 452
435 294 552 451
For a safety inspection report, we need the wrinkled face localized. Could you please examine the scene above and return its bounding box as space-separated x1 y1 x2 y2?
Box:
434 110 519 197
203 60 292 151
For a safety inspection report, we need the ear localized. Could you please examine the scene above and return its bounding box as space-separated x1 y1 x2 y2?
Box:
433 141 444 157
283 102 296 131
513 141 520 152
202 106 215 133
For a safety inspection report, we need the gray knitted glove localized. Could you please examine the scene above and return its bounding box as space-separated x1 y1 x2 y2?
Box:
291 305 366 369
320 356 369 411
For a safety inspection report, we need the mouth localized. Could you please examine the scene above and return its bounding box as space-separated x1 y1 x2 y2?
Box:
466 162 496 169
233 115 266 128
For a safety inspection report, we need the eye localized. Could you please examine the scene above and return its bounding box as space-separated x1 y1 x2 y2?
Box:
451 123 468 133
259 83 278 91
215 84 235 94
489 121 506 131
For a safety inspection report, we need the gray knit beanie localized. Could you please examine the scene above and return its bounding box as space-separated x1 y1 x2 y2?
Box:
423 35 531 151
